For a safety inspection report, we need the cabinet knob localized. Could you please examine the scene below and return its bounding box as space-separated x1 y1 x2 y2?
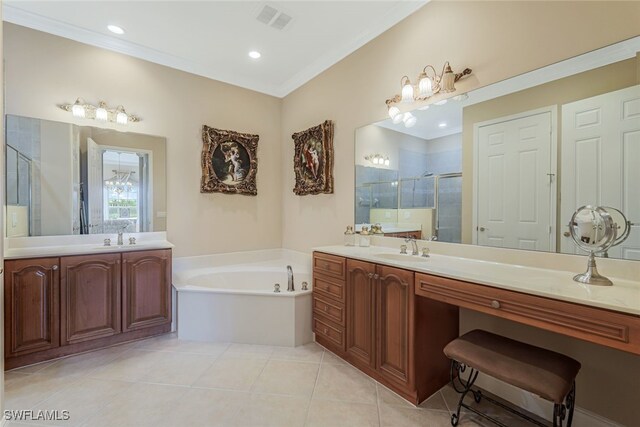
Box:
324 306 328 312
374 274 379 280
563 231 570 237
368 273 374 279
491 300 500 309
52 265 59 271
323 328 328 334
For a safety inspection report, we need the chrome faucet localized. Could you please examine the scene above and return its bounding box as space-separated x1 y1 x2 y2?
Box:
117 230 124 246
405 237 419 255
287 265 294 292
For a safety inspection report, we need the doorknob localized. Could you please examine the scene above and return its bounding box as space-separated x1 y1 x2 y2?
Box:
563 231 571 237
479 227 486 232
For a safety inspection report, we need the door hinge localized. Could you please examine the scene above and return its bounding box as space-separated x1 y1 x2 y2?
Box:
546 173 555 184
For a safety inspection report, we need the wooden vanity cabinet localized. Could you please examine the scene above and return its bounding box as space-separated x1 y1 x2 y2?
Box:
122 250 172 331
60 253 121 345
4 248 172 369
313 251 458 405
4 257 60 358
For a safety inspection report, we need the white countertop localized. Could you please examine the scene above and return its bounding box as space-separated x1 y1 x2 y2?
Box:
4 232 174 259
313 245 640 316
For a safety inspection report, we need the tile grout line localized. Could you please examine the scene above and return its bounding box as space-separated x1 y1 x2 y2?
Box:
302 349 325 426
375 382 383 427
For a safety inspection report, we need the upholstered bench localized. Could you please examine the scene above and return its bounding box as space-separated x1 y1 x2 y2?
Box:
443 329 581 427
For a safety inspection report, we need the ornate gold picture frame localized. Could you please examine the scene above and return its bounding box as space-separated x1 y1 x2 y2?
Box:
292 120 334 195
201 125 259 195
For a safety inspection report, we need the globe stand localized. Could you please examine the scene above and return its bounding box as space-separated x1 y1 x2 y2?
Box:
573 252 613 286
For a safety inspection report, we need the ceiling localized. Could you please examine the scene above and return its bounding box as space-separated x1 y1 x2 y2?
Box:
3 0 427 97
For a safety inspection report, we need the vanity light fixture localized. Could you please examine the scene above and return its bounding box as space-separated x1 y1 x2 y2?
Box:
385 61 471 127
59 99 141 124
365 154 390 166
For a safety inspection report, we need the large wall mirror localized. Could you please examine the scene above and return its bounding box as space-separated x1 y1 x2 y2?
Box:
5 115 167 237
355 37 640 261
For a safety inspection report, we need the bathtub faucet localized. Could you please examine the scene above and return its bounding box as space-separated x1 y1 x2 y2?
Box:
287 265 294 292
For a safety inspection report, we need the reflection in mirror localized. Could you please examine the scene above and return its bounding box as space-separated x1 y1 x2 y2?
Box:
354 36 640 260
6 115 167 237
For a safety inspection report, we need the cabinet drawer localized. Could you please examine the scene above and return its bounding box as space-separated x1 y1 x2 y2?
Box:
313 295 345 326
313 274 345 303
313 252 346 280
314 317 345 350
416 273 640 354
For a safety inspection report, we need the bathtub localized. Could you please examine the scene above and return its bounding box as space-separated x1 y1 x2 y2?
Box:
173 249 313 347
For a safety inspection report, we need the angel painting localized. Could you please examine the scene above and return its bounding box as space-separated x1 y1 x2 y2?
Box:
292 120 334 195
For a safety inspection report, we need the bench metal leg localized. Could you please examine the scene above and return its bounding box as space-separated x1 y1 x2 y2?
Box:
553 381 576 427
450 360 482 426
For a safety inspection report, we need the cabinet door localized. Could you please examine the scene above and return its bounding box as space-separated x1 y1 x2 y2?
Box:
4 258 60 357
346 259 376 368
376 265 414 389
60 254 121 345
122 250 172 331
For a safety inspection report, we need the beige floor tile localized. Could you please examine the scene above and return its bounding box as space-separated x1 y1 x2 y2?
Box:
379 405 454 427
4 371 33 385
251 360 319 397
9 360 57 374
320 350 347 366
270 343 324 363
227 343 276 356
192 357 268 391
29 378 132 426
138 351 219 386
306 399 380 427
418 391 450 413
376 383 413 408
138 334 230 354
4 374 79 411
88 349 165 382
230 393 309 427
163 387 248 427
79 382 189 427
313 363 377 405
36 346 129 379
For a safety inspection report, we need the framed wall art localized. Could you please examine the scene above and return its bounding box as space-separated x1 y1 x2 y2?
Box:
201 125 259 195
292 120 334 195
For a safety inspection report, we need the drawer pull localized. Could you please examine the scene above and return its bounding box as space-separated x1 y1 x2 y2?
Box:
324 306 328 312
491 300 501 309
323 328 328 334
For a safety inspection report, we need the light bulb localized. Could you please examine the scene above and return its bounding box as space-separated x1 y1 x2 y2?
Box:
71 98 85 118
96 102 108 121
388 105 400 120
384 157 390 166
115 106 128 125
403 112 417 128
401 79 414 103
418 75 433 98
392 113 403 124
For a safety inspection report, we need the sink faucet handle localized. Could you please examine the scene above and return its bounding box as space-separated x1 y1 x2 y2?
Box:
421 247 430 258
400 245 408 254
103 238 111 247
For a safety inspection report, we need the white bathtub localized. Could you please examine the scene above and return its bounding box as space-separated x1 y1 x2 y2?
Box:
173 249 313 347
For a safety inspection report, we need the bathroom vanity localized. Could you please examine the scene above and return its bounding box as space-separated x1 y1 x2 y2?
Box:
4 241 173 369
312 246 640 405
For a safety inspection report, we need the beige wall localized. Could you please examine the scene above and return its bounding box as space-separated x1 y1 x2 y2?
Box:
461 58 639 244
280 2 640 424
4 23 283 257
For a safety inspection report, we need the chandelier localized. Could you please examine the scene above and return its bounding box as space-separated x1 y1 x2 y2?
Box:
105 170 135 194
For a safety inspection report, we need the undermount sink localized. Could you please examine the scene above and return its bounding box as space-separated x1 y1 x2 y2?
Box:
374 253 429 263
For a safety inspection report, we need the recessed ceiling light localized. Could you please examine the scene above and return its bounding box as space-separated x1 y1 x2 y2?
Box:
107 25 125 35
248 51 261 59
438 122 447 128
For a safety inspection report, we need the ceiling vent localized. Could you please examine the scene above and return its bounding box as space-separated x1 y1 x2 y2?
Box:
255 4 293 30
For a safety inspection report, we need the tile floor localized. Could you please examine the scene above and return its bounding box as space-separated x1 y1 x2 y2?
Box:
4 334 545 427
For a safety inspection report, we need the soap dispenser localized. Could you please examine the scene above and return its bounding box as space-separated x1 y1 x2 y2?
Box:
359 226 371 247
344 226 355 246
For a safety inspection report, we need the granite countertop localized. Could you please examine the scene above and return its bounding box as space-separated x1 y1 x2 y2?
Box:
313 245 640 316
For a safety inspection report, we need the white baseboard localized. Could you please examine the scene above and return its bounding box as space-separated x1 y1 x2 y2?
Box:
475 376 621 427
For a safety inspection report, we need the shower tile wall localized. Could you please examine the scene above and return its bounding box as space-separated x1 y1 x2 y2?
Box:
438 176 462 243
355 165 398 224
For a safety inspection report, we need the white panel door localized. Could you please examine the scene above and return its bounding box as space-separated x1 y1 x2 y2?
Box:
476 110 553 251
561 85 640 259
86 137 103 234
